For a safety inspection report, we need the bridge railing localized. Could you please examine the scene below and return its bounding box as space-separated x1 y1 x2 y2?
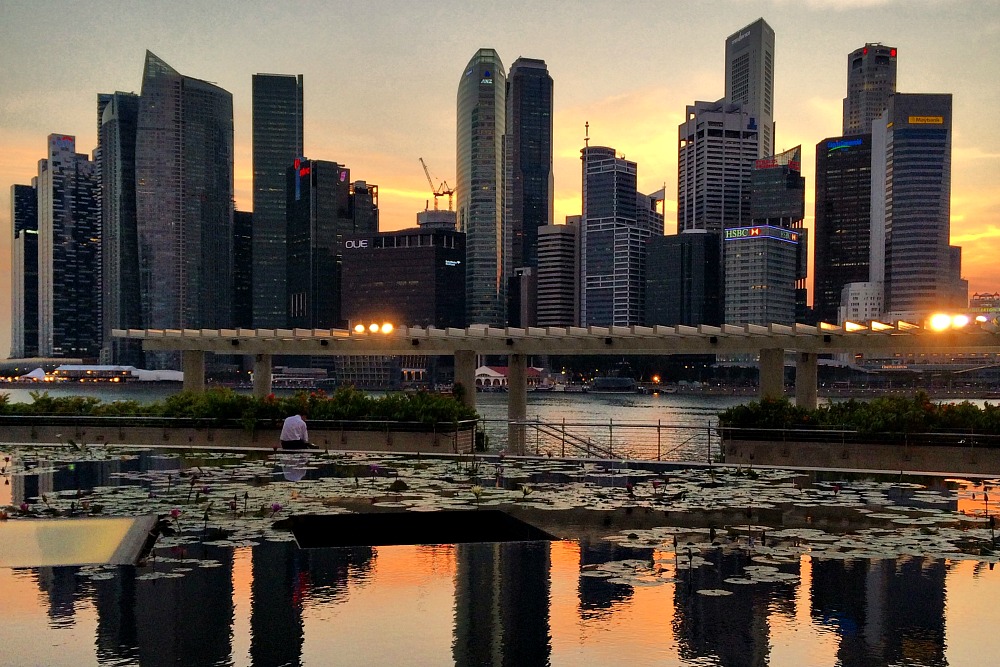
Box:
478 417 721 462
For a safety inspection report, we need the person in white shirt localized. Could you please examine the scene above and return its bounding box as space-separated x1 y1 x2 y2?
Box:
280 412 316 449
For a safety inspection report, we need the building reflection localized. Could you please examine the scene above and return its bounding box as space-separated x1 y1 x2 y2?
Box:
454 541 551 666
577 536 644 616
673 547 799 666
811 556 946 666
250 540 374 666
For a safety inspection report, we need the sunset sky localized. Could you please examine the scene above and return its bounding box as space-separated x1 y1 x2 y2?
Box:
1 0 998 357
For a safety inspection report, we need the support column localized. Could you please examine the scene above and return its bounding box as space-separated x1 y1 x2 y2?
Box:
454 350 476 411
182 350 206 393
508 354 528 455
795 352 819 410
758 348 785 400
253 354 273 399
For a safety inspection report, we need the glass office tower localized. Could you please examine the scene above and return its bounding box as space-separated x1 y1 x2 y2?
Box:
457 49 506 326
252 73 303 328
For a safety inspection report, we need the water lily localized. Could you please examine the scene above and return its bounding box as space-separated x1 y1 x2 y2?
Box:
18 502 28 513
270 502 282 517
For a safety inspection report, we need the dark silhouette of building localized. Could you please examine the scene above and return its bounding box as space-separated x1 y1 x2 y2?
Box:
136 51 234 367
505 57 553 326
252 73 304 329
286 159 378 328
340 227 465 329
536 219 579 326
10 182 38 358
37 134 101 358
645 231 721 326
98 92 142 366
232 210 253 328
813 134 873 324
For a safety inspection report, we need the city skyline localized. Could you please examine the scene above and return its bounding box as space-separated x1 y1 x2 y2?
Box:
2 1 998 356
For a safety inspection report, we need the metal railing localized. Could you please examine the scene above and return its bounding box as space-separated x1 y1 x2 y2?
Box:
479 417 720 462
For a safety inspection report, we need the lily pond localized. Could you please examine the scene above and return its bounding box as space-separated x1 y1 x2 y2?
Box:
2 446 1000 666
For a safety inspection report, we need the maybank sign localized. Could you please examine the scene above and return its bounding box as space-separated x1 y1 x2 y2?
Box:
724 226 800 244
909 116 944 125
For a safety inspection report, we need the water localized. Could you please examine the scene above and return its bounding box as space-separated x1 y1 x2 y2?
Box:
2 446 1000 666
5 540 997 666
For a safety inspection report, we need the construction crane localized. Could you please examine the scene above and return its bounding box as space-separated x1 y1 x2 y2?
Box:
419 157 455 211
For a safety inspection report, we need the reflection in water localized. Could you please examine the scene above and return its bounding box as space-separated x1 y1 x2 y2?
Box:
811 556 946 667
2 537 995 665
454 541 551 667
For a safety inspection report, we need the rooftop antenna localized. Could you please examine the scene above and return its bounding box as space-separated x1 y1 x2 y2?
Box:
584 121 589 148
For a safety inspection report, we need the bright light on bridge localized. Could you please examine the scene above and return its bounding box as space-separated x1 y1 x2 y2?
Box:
928 313 972 331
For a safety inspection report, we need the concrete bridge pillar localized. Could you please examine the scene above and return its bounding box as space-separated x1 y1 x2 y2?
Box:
454 350 477 411
508 353 528 455
795 352 819 409
253 354 273 398
759 348 785 400
182 350 206 393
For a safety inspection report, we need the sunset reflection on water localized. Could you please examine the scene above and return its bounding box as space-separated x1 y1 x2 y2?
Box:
1 535 999 666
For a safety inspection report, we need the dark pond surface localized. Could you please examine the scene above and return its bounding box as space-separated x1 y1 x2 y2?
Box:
1 447 1000 666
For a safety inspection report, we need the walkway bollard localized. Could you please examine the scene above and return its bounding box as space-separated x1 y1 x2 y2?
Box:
657 419 661 461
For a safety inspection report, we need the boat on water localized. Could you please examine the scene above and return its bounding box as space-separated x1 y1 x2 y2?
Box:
589 377 639 393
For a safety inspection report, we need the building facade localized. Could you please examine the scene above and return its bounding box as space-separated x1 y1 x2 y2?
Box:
286 159 378 329
136 51 234 364
252 73 304 329
98 91 142 365
724 146 805 326
724 18 775 159
10 182 39 358
535 218 579 327
580 146 662 326
504 57 553 273
677 100 759 235
37 135 102 358
813 135 873 324
875 94 966 321
645 231 721 327
457 49 507 326
340 227 466 329
232 210 254 329
843 44 897 136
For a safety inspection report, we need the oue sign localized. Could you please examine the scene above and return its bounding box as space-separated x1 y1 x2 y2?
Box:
345 239 369 249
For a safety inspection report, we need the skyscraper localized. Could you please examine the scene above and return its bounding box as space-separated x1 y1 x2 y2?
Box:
457 49 506 326
723 146 805 326
536 218 579 327
645 231 721 327
286 159 379 329
252 73 303 328
98 91 141 365
504 57 553 273
843 44 897 136
725 18 775 158
37 134 101 358
677 100 759 235
875 94 966 320
580 146 662 326
232 210 254 329
813 135 873 324
10 182 38 358
136 51 234 364
814 43 896 324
